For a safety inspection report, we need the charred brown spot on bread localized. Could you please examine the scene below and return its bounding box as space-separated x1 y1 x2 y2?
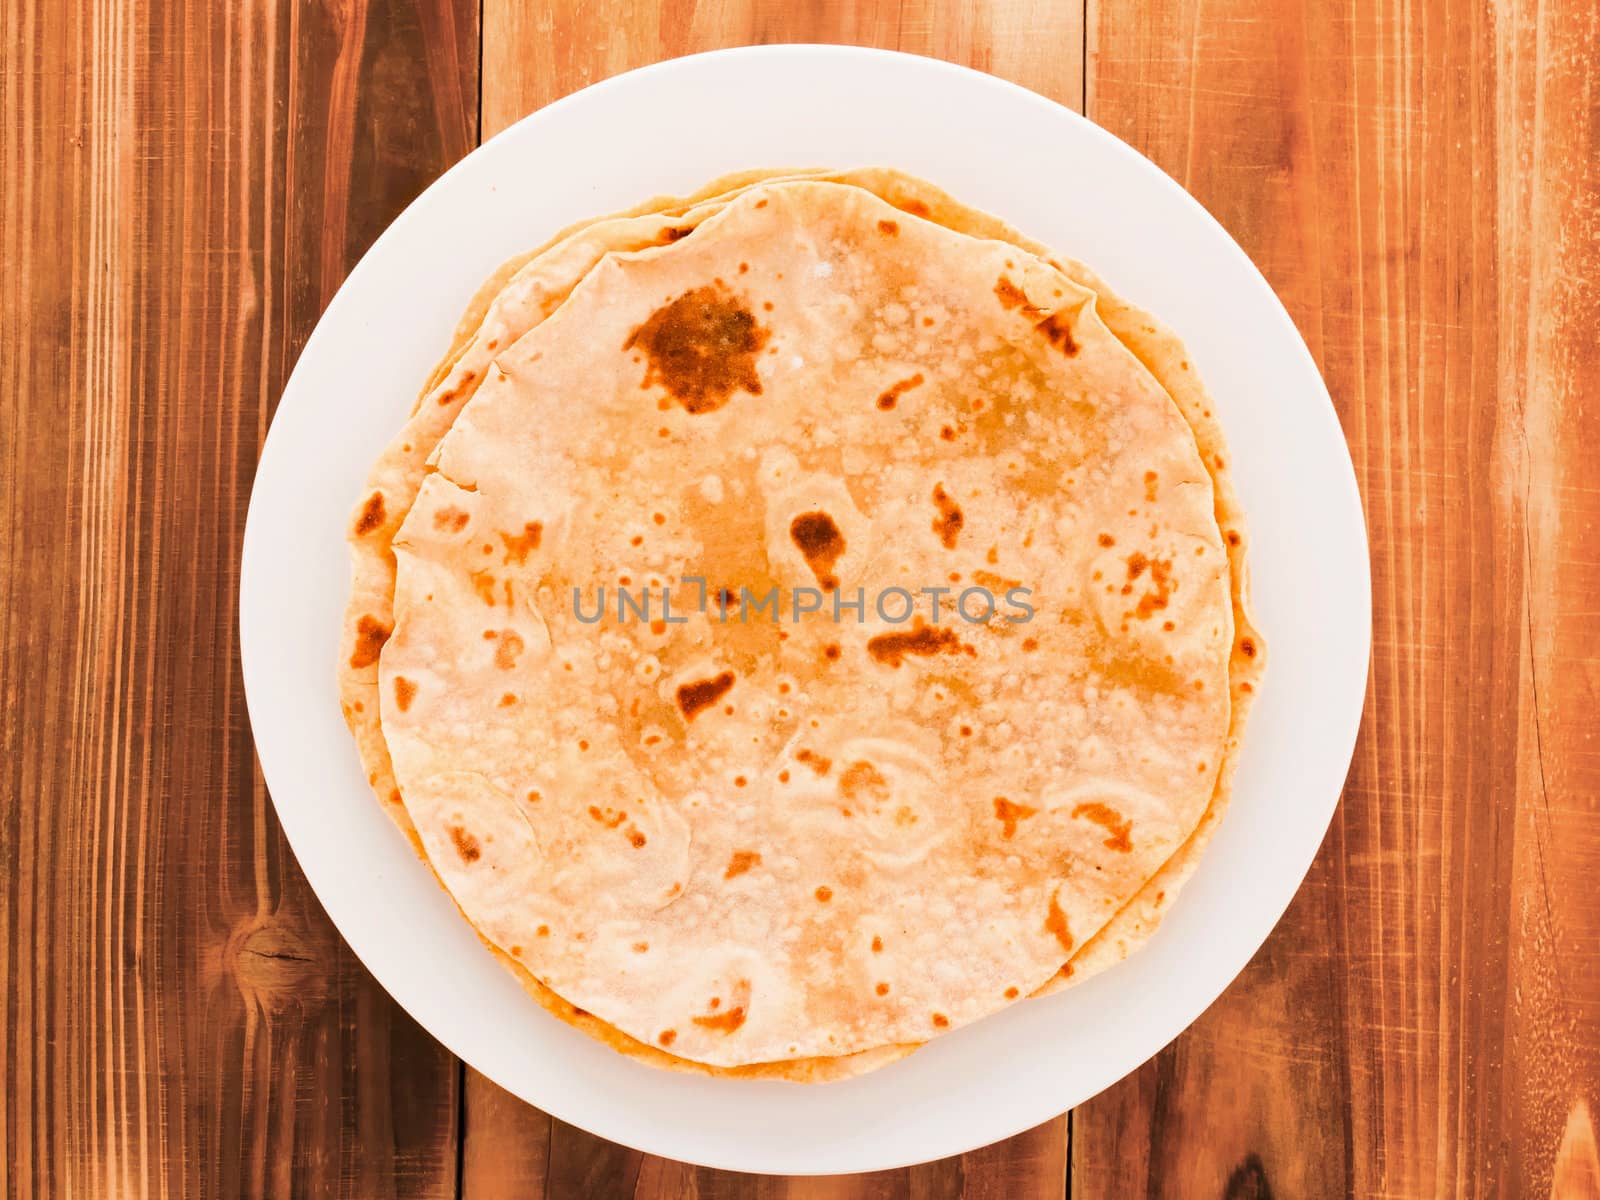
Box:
588 806 627 829
354 492 386 535
724 850 761 879
876 372 924 411
839 761 889 805
1035 311 1079 355
931 1012 950 1028
658 1029 677 1046
435 369 476 405
931 483 964 549
814 886 833 902
790 511 845 590
1004 986 1019 999
877 219 899 236
897 198 931 217
867 620 964 667
1128 556 1174 620
448 825 481 864
692 1005 747 1033
871 936 884 953
500 521 543 565
1240 636 1257 658
1071 802 1133 852
994 275 1032 311
795 748 832 775
875 982 890 996
494 631 524 670
676 670 736 721
433 505 470 532
1045 889 1074 952
392 676 417 712
349 615 391 668
993 796 1038 839
966 569 1017 595
624 283 769 414
1144 470 1160 501
468 569 498 605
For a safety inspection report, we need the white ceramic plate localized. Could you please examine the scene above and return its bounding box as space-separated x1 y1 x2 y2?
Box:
240 45 1369 1175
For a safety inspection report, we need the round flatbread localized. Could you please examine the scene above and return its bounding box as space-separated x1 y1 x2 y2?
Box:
340 168 1263 1078
374 180 1239 1068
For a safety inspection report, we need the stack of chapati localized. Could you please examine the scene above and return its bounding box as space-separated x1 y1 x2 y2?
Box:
339 169 1263 1080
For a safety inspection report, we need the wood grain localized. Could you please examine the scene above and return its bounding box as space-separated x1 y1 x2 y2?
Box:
480 0 1085 138
5 0 1598 1194
458 1070 1066 1200
0 0 476 1196
1074 0 1600 1195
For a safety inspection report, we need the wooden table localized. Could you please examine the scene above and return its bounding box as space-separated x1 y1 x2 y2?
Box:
5 0 1598 1194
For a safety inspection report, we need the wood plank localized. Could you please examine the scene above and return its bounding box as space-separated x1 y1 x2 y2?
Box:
457 1112 1067 1200
461 1068 554 1197
1075 0 1600 1194
0 0 477 1195
1499 0 1600 1188
468 2 1082 1195
481 0 1085 138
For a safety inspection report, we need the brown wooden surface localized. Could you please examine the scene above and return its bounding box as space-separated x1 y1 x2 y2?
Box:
3 0 1597 1196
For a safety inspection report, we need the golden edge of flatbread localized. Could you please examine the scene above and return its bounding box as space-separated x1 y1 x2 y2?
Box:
342 167 1264 1077
415 167 830 405
467 867 918 1081
1029 261 1265 993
